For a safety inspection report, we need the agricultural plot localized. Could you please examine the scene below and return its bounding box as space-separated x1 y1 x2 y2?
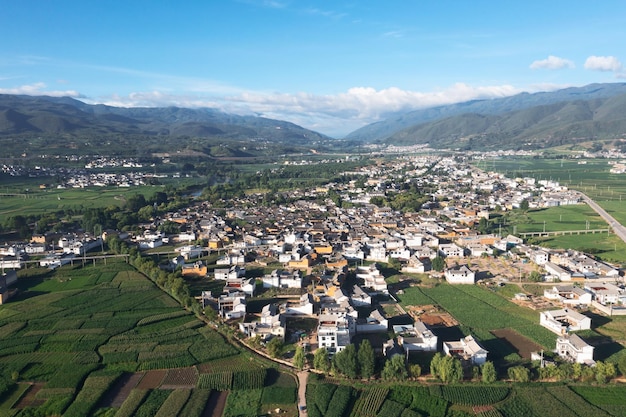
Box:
0 260 245 416
197 354 269 391
223 388 263 417
307 382 626 417
570 385 626 416
397 283 556 360
0 184 165 218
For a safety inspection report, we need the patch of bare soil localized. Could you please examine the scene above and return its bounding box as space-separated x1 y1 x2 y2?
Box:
136 369 166 389
491 328 543 359
14 383 45 409
99 372 145 408
203 390 229 417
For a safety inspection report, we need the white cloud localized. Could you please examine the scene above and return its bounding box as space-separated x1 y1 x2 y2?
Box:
584 55 623 72
529 55 575 70
92 83 522 137
0 82 83 97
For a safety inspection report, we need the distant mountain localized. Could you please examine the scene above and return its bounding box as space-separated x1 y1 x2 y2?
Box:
0 94 329 144
384 93 626 150
345 83 626 144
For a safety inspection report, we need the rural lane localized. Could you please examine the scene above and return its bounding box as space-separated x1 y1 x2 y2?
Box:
579 192 626 244
297 371 308 417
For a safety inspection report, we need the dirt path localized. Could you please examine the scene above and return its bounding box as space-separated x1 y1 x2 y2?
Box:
297 371 308 417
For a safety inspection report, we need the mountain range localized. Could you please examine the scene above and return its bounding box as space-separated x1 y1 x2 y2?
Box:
347 83 626 149
2 83 626 154
0 94 328 144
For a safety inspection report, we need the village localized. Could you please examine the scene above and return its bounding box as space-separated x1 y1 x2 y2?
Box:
2 155 624 374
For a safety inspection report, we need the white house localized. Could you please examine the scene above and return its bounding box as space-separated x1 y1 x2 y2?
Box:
439 243 465 258
262 269 303 289
544 262 572 282
218 291 247 319
356 264 388 293
317 313 353 355
175 245 204 260
444 265 475 285
585 283 623 305
282 293 315 316
544 285 592 306
443 335 488 365
216 252 246 265
532 249 550 265
356 309 388 333
239 303 285 340
214 265 245 281
403 255 427 273
540 308 592 335
224 277 256 297
350 285 372 307
394 321 437 352
556 334 595 364
366 245 388 262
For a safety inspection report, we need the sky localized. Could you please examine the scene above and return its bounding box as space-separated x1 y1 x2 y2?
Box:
2 1 626 137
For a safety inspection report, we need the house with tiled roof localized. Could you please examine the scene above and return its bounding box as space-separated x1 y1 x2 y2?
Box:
443 335 488 365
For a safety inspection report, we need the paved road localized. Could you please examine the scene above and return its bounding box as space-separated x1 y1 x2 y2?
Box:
579 192 626 244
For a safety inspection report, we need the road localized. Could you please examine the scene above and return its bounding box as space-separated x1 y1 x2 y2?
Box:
297 371 308 417
579 192 626 244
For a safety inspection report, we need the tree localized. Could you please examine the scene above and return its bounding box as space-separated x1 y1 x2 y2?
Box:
381 355 408 381
409 364 422 379
432 256 446 272
314 348 330 372
357 340 375 379
267 337 283 359
595 361 616 384
520 199 530 211
478 217 489 234
507 365 530 383
528 271 543 282
441 356 463 383
333 344 358 378
572 362 583 380
481 361 497 383
430 352 443 376
294 345 305 370
618 354 626 377
430 353 462 383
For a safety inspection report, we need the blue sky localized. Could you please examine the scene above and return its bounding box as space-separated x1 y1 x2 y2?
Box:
2 1 626 137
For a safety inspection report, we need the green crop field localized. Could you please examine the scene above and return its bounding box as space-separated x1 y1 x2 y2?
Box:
507 205 626 263
479 156 626 205
397 283 557 352
307 379 626 417
475 156 626 264
0 184 168 218
0 260 268 416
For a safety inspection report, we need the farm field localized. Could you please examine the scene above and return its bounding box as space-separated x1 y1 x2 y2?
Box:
397 283 568 360
481 156 626 222
504 204 626 263
0 184 167 218
307 377 626 417
0 260 296 416
479 157 626 199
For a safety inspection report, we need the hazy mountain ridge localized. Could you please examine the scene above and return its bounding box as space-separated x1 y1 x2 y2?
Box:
386 93 626 150
0 95 329 143
346 83 626 144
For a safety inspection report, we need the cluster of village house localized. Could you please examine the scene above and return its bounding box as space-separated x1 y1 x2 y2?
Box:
1 156 624 366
